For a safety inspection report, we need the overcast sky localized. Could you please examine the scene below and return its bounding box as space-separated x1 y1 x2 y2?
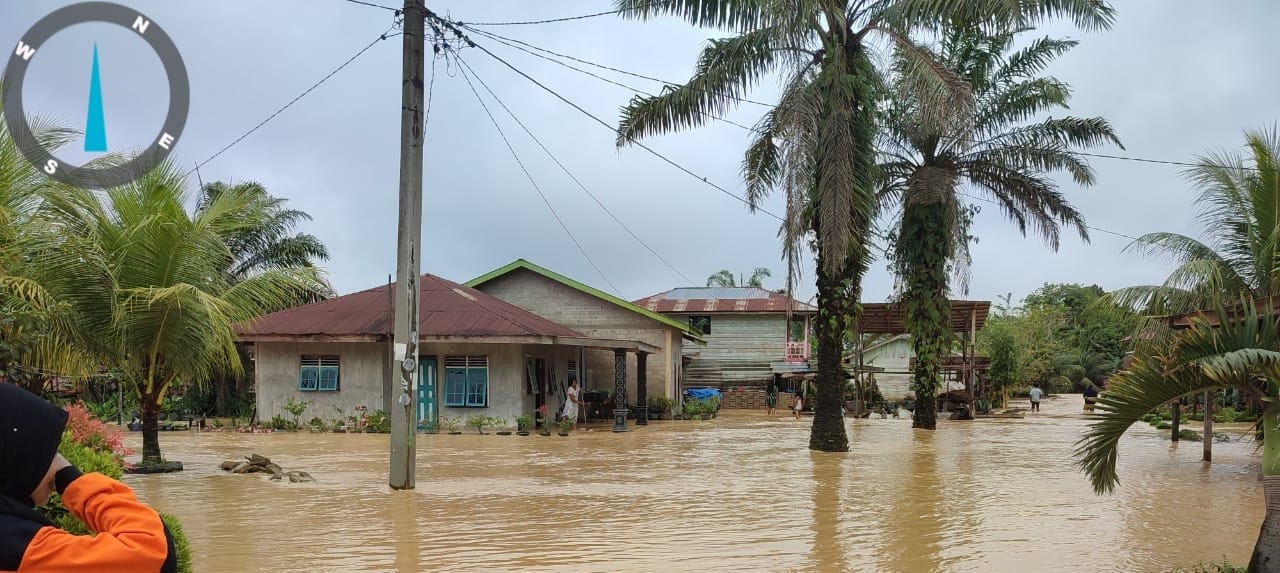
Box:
5 1 1278 307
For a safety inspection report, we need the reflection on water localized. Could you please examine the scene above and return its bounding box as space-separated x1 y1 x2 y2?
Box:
123 398 1262 572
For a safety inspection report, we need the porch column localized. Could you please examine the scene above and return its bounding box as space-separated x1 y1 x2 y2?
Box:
612 349 628 432
636 352 648 426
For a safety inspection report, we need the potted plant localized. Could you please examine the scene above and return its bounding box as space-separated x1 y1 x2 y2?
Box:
537 405 552 435
492 417 512 435
648 396 672 420
466 414 488 435
439 416 462 435
515 415 532 436
557 416 572 436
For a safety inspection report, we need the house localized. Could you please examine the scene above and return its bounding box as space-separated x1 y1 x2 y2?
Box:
633 286 817 391
464 259 703 405
858 334 980 401
236 273 657 429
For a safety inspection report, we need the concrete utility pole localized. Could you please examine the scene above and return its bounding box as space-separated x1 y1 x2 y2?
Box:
389 0 425 490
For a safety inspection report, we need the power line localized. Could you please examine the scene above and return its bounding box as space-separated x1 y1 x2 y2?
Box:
453 53 696 286
464 26 760 133
456 25 1273 176
341 0 400 13
457 8 631 27
454 52 623 297
427 10 787 222
188 23 399 176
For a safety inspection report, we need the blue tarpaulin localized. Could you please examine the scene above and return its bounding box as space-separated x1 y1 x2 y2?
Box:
684 387 722 401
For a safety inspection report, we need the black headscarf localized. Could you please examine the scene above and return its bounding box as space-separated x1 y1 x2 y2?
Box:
0 383 68 511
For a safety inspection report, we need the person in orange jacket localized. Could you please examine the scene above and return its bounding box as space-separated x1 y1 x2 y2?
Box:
0 382 177 572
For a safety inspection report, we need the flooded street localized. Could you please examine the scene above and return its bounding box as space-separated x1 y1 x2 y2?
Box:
123 398 1262 572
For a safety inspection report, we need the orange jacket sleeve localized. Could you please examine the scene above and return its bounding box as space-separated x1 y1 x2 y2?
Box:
18 470 176 573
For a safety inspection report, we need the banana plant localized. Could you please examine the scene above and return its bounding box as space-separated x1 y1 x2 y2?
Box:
1074 297 1280 571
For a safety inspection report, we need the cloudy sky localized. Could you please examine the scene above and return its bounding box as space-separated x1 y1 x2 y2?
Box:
5 1 1277 307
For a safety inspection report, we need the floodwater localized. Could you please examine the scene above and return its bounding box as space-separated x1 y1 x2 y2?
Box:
123 397 1263 572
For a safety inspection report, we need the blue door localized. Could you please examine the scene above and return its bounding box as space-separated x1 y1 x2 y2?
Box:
418 357 438 430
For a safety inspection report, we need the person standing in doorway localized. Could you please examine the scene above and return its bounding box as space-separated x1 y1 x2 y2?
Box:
1029 384 1043 413
766 373 780 416
562 377 584 430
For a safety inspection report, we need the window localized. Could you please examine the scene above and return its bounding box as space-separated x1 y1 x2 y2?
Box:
444 356 488 407
688 315 711 335
299 355 340 392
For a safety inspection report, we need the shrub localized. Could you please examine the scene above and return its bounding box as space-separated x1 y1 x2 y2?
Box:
1155 421 1172 430
40 415 192 572
1176 429 1202 441
366 410 391 433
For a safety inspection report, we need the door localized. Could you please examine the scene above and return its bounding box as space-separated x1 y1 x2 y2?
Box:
418 356 438 429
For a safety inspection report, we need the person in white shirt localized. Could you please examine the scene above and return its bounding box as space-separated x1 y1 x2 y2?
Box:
562 377 584 430
1029 384 1043 412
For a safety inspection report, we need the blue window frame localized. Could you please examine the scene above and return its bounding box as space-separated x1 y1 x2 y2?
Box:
299 355 340 392
444 356 488 407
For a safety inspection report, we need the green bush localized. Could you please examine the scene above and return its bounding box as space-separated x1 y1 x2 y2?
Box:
366 409 391 433
1155 421 1172 430
41 430 192 573
1176 429 1202 441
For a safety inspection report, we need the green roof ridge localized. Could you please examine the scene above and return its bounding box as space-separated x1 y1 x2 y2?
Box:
465 259 705 343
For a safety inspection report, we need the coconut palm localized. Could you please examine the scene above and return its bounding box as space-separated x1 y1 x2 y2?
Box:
1048 349 1115 393
615 0 1114 451
23 163 328 465
0 115 100 388
1074 296 1280 570
195 181 334 415
1108 126 1280 316
879 25 1122 429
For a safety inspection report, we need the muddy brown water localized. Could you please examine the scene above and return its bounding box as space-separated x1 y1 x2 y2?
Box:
122 398 1263 572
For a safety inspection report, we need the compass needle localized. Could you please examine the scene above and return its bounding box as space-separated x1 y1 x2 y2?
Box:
84 43 108 153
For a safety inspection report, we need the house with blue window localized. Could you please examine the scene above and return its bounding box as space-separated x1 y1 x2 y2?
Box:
236 272 658 429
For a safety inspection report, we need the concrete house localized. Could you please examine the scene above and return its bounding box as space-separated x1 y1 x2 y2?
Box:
465 259 704 404
633 287 816 390
236 273 657 429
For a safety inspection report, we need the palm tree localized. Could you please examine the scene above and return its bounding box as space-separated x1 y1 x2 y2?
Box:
195 181 334 415
1108 125 1280 316
615 0 1115 452
23 163 328 466
1048 349 1115 393
706 266 772 287
0 115 99 390
1074 297 1280 570
879 25 1121 429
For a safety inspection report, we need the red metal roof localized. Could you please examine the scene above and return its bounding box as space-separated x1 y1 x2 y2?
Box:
236 274 585 340
633 287 816 314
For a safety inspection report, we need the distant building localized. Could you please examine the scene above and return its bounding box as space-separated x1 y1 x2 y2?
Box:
634 286 816 390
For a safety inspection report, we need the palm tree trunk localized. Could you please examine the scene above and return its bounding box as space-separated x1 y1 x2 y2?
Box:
809 251 852 453
901 201 952 430
140 389 163 466
1248 403 1280 572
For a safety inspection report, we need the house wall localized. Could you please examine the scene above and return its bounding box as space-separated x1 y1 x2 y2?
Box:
254 340 581 427
663 313 789 363
474 268 682 402
254 341 386 423
860 337 967 401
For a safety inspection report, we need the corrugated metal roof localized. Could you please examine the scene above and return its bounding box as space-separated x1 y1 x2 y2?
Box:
634 287 817 314
236 274 585 339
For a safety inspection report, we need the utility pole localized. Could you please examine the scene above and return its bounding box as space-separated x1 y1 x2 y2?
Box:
390 0 425 490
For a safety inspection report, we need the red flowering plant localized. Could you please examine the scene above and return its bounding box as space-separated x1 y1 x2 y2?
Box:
64 402 134 468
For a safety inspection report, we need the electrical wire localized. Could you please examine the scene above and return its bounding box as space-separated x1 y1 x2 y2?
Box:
458 8 633 27
341 0 400 13
464 26 760 133
428 10 787 222
456 24 1274 176
454 53 624 297
188 23 399 176
453 53 696 286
